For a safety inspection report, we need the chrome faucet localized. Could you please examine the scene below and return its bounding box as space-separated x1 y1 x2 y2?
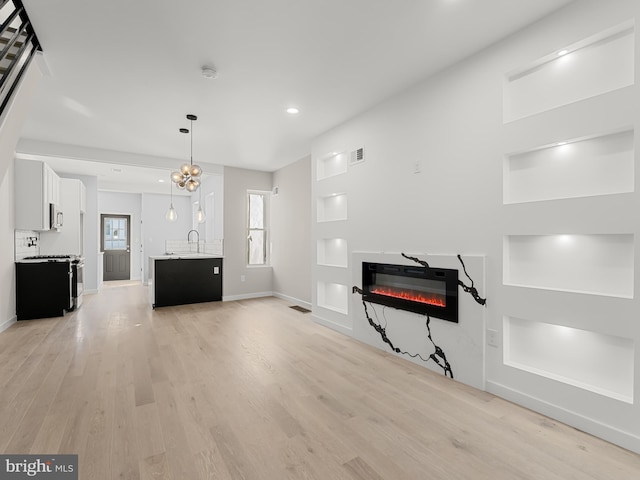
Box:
187 229 200 253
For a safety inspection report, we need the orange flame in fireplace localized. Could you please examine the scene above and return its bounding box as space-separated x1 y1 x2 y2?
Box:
370 286 446 307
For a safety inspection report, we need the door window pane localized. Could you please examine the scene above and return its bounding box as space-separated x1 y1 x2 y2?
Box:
104 217 128 251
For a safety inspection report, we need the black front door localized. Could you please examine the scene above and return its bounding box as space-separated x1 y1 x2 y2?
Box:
101 214 130 281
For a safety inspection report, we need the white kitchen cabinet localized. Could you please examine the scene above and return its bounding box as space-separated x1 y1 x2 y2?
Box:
40 178 85 256
15 159 60 231
45 164 59 206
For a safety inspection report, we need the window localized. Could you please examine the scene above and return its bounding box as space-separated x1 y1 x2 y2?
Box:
102 216 128 250
247 191 268 265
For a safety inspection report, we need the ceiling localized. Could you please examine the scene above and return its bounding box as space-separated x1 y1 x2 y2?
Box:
19 0 574 193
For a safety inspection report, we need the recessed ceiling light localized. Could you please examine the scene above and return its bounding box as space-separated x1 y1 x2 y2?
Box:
286 107 300 114
158 179 166 183
556 141 568 146
557 49 569 56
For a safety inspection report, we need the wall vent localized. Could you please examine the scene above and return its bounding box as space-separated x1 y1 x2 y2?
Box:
349 147 365 165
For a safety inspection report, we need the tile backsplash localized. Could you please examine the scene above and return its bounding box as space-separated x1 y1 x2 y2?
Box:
165 239 223 256
15 230 40 260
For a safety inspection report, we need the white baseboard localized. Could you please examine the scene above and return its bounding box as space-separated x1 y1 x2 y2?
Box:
311 314 353 337
272 292 312 311
84 289 99 294
0 315 17 333
487 380 640 455
223 291 273 302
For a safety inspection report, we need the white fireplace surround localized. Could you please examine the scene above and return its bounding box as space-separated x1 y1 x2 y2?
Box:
350 252 486 390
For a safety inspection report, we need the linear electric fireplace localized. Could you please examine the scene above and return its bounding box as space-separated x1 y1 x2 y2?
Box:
362 262 458 322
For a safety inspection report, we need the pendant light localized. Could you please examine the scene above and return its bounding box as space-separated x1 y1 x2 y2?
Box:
165 176 178 222
171 114 202 192
196 186 206 223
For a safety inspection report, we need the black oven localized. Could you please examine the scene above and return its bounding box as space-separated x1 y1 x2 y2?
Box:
16 258 72 320
71 257 85 309
15 254 82 320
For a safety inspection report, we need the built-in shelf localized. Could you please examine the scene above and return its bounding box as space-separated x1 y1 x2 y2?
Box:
504 234 634 298
317 151 348 180
316 193 348 223
504 129 634 204
313 145 350 331
317 238 348 267
504 21 634 122
497 12 638 451
317 281 349 315
504 316 634 403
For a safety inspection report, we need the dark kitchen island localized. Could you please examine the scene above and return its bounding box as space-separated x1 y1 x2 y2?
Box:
149 255 223 308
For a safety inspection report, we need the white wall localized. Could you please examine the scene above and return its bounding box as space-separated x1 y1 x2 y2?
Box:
223 166 273 299
98 191 143 281
0 164 16 331
271 155 311 307
311 0 640 453
0 57 42 188
141 192 192 283
83 176 99 292
62 174 99 293
0 59 43 331
194 173 224 241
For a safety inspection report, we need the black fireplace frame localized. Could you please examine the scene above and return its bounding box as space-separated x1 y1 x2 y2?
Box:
362 262 459 323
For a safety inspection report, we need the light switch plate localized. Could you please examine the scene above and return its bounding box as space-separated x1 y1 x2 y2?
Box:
487 329 499 348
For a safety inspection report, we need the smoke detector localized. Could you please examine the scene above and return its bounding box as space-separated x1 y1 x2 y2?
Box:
201 65 218 79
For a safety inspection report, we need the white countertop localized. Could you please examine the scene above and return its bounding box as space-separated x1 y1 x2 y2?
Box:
150 254 224 260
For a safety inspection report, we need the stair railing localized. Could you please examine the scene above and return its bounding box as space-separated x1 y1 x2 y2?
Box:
0 0 41 116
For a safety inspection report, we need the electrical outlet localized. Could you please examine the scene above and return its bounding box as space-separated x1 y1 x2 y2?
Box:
413 161 421 174
487 329 499 348
240 275 246 282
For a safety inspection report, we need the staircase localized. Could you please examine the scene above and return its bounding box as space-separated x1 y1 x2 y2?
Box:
0 0 40 116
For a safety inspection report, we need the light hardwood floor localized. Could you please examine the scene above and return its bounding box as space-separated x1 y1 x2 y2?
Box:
1 284 639 479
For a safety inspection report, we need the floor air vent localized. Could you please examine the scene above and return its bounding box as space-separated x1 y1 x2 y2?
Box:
289 305 311 313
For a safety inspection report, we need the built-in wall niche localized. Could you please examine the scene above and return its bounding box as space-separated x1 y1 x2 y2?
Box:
317 281 349 314
317 238 348 267
504 130 634 204
504 21 634 122
317 151 348 180
504 234 634 298
316 193 348 223
504 316 634 403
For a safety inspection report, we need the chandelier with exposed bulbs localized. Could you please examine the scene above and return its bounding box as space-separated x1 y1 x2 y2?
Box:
171 114 202 192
